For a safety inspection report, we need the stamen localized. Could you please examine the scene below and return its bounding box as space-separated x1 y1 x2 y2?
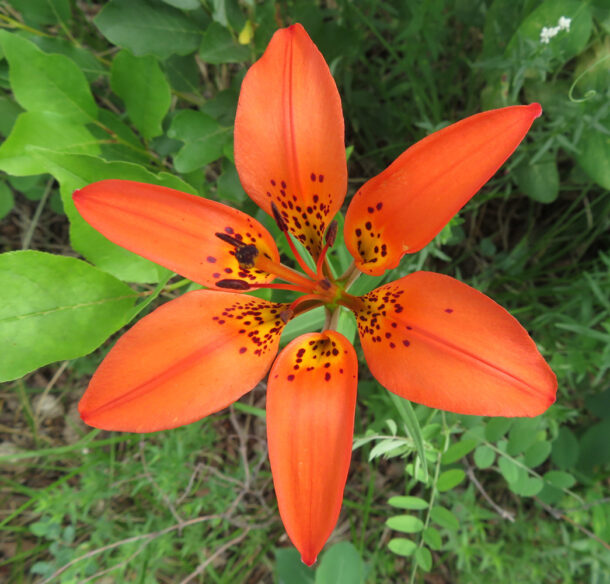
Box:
316 221 338 278
215 232 245 248
234 244 258 267
271 202 288 232
216 279 251 290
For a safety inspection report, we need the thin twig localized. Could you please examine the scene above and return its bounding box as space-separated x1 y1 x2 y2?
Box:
465 463 515 522
22 178 54 250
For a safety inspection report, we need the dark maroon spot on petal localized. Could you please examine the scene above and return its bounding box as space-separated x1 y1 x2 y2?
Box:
376 202 383 210
318 175 324 182
224 226 234 234
224 268 233 274
365 221 372 230
270 179 276 186
206 256 216 263
368 206 374 213
310 172 316 181
213 272 221 278
239 347 247 354
390 342 396 348
324 372 331 381
403 340 410 347
281 180 287 189
445 308 454 313
355 228 362 237
287 374 295 381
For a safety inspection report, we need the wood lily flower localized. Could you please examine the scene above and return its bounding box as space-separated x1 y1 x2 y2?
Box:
73 24 557 566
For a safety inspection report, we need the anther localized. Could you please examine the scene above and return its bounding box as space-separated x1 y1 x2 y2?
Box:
325 220 338 247
279 309 294 323
271 202 288 232
234 244 259 267
215 232 245 248
319 278 332 290
216 279 251 290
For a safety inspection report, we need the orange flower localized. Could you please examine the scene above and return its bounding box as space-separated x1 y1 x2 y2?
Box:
73 24 556 566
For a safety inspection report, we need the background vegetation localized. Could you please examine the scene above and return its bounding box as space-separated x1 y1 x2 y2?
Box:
0 0 608 582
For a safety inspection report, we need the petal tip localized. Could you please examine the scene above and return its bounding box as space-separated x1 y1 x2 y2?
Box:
301 553 317 567
529 102 543 119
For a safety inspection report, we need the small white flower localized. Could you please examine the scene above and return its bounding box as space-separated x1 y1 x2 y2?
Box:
558 16 572 31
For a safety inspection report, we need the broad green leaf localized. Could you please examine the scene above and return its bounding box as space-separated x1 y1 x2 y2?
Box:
0 182 15 219
507 418 540 455
422 527 442 551
551 427 580 469
509 475 544 497
0 112 100 176
474 445 496 469
430 506 459 531
498 456 520 483
441 439 477 464
515 155 560 203
507 0 593 64
6 0 71 27
275 548 314 584
282 307 325 346
162 0 200 9
388 496 429 510
523 440 552 468
168 110 231 173
216 159 247 204
436 469 466 492
485 417 512 442
315 542 364 584
94 0 206 59
387 538 417 557
577 125 610 189
199 22 250 64
0 32 97 123
415 546 432 572
544 470 576 489
0 94 22 136
0 251 137 381
386 515 424 534
29 150 194 283
111 51 171 140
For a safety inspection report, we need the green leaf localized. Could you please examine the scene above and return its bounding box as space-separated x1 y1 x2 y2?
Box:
551 427 580 469
162 0 200 9
168 110 231 173
523 440 552 468
576 124 610 189
544 470 576 489
430 506 459 531
199 22 250 64
0 32 97 123
94 0 206 59
441 439 477 464
386 515 424 534
436 469 466 492
422 527 442 551
415 546 432 572
388 496 429 510
474 445 496 469
274 548 314 584
387 538 417 557
387 393 428 480
0 94 23 137
7 0 71 27
29 150 194 283
498 457 520 483
217 160 247 203
507 418 540 455
485 417 512 442
0 182 15 219
507 0 593 64
0 112 100 176
110 51 172 140
315 542 364 584
510 476 544 497
515 155 560 203
0 251 137 382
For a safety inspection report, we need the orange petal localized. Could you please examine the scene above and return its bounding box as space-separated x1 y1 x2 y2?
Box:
234 24 347 259
356 272 556 416
73 180 279 289
267 331 358 565
345 104 542 275
79 290 287 432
